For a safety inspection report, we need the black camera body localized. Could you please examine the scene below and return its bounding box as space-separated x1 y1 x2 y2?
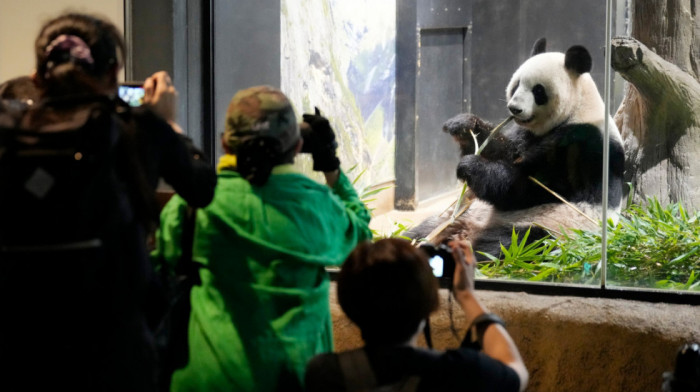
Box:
419 242 455 281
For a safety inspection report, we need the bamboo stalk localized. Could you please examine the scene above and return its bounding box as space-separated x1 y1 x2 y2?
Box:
527 176 598 225
476 116 513 155
470 129 479 155
532 221 562 237
438 198 458 218
449 183 469 222
425 199 474 243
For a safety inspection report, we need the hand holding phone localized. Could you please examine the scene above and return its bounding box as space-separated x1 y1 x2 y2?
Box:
449 240 476 294
143 71 177 123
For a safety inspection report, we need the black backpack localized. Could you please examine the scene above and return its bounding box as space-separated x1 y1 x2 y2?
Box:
0 98 151 325
0 96 161 390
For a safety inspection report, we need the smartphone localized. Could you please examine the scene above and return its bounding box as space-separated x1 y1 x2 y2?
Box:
118 82 145 107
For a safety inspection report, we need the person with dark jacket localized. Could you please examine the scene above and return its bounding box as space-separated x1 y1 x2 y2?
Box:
0 12 215 392
305 239 529 392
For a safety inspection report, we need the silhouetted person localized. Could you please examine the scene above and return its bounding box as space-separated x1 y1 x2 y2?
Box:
0 12 215 391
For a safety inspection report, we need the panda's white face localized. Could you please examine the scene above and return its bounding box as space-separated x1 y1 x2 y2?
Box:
505 53 577 136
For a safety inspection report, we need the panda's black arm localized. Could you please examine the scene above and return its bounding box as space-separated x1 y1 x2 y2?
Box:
457 155 551 210
477 132 522 161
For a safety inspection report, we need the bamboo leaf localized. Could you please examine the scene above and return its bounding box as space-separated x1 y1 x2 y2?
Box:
530 267 558 281
361 186 392 199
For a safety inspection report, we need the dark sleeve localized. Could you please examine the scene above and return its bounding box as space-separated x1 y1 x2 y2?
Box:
305 353 346 392
162 133 217 207
419 348 521 392
131 109 217 208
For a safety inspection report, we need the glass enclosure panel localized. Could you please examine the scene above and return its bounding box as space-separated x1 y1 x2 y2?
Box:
604 0 700 292
398 0 613 287
277 0 643 288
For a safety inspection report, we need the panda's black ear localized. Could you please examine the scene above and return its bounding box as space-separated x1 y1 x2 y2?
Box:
564 45 593 74
530 38 547 57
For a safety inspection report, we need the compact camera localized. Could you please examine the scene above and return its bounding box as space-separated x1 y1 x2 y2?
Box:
419 242 455 280
118 82 145 107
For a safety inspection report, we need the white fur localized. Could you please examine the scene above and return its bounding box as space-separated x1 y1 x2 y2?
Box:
505 52 621 144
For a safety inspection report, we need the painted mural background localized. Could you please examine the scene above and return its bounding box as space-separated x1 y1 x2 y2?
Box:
281 0 396 191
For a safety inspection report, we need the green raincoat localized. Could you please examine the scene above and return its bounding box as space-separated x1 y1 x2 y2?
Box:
153 165 372 391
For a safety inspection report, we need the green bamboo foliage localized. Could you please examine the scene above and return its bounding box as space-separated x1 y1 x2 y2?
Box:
477 198 699 291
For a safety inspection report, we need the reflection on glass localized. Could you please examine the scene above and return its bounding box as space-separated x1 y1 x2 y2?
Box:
281 0 396 193
605 0 700 292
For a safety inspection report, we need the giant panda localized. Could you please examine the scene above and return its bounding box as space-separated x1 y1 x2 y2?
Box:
406 38 625 259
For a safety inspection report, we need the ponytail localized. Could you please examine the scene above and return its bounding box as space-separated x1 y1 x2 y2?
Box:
236 137 284 186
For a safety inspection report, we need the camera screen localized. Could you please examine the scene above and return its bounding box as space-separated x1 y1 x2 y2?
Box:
118 85 145 107
429 255 444 277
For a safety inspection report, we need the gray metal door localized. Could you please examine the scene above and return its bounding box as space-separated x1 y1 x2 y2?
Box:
415 28 468 202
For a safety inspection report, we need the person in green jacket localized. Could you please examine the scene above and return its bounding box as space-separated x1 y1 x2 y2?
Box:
152 85 372 392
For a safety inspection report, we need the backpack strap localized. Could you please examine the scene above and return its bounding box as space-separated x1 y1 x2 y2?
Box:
178 206 198 274
337 349 421 392
402 376 421 391
338 348 378 391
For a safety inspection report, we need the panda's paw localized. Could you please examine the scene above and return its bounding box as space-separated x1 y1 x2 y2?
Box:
444 113 493 155
456 154 483 182
443 114 493 136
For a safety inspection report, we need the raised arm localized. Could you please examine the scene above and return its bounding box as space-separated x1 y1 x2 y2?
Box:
141 71 217 207
301 109 372 241
449 240 529 391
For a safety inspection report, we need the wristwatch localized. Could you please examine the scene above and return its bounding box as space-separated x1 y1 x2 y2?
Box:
463 313 507 350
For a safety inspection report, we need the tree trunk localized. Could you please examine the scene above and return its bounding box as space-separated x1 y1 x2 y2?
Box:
612 0 700 211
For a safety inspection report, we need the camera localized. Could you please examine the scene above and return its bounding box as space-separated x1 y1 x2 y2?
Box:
118 82 145 107
419 242 455 280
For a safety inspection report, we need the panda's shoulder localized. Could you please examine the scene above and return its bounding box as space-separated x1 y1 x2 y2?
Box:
551 122 605 148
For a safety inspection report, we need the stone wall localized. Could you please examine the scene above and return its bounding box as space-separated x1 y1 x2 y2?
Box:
329 283 700 392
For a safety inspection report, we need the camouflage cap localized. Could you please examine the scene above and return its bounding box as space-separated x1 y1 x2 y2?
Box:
223 85 300 153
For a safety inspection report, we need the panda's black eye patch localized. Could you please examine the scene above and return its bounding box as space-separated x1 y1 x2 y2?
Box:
510 81 519 97
532 84 548 105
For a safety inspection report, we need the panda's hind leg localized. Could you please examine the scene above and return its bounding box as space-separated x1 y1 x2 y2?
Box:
401 215 447 242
